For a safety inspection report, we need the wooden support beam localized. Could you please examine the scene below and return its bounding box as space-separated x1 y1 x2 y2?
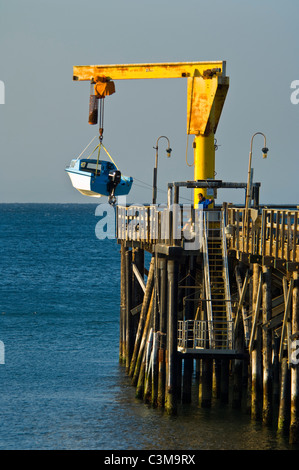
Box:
157 256 167 408
279 277 293 362
234 267 250 342
136 310 153 399
250 264 263 421
132 248 144 304
165 259 179 415
132 289 154 388
262 266 273 425
129 257 155 379
132 262 146 293
249 271 262 354
199 358 213 407
119 244 127 364
125 249 133 372
290 271 299 444
277 356 291 435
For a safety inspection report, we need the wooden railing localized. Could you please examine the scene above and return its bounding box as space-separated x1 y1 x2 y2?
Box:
117 205 299 263
117 204 205 248
226 208 299 263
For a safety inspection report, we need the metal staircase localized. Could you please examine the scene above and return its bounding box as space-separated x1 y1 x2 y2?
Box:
203 211 233 350
178 210 234 354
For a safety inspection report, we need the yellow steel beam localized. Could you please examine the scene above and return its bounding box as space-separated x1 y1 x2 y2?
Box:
73 61 226 81
187 75 229 136
186 74 229 206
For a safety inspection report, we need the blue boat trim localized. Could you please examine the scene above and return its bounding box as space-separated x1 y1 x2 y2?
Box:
65 158 133 200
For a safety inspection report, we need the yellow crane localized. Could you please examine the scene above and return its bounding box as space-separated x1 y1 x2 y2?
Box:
73 61 229 206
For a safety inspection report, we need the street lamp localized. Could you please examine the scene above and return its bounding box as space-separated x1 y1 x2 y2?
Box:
152 136 172 204
245 132 268 211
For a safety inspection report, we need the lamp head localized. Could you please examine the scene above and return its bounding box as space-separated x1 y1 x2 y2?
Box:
262 147 269 159
166 147 172 157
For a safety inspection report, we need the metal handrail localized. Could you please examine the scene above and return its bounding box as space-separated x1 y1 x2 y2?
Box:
202 213 215 348
221 211 233 348
178 320 234 350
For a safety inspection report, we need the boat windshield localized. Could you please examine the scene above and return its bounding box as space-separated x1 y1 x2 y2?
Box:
80 161 101 174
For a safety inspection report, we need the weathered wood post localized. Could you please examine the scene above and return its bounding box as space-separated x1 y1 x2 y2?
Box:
165 258 179 415
136 310 153 399
150 254 160 406
232 344 244 409
290 271 299 444
125 249 133 372
250 264 262 420
272 335 280 410
119 244 127 364
262 265 273 425
199 358 213 407
157 256 167 408
277 354 290 435
182 356 193 404
132 247 144 319
182 257 195 404
213 360 221 399
134 290 154 392
129 257 155 379
277 276 293 435
220 359 230 404
232 263 248 409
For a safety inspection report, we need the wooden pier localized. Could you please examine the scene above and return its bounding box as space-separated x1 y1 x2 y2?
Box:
70 59 299 444
117 191 299 444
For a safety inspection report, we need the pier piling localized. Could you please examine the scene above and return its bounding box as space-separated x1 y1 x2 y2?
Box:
290 271 299 444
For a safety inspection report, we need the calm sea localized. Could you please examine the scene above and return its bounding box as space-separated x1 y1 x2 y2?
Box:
0 204 294 450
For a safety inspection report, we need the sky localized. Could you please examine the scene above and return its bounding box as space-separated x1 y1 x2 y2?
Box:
0 0 298 205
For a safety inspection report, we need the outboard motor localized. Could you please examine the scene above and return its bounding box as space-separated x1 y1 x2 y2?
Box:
107 170 121 205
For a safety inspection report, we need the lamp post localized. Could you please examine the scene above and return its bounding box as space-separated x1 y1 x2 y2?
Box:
152 136 172 204
245 132 268 211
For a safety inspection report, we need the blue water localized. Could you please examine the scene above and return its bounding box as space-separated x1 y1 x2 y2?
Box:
0 204 294 450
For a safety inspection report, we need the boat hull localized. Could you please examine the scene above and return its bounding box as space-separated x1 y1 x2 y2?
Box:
65 158 133 199
66 170 102 197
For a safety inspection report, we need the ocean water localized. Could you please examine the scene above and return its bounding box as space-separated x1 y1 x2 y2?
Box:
0 203 294 450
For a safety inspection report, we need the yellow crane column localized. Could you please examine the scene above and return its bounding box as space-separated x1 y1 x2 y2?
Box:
193 132 215 204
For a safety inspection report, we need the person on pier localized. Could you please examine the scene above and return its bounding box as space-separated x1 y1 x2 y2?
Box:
196 193 213 209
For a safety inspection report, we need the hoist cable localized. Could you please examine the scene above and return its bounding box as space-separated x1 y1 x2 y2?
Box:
95 143 101 175
99 98 105 141
75 136 97 161
132 177 193 203
101 144 119 170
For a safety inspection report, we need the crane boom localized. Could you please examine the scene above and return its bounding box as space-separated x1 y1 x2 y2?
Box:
73 60 226 81
72 60 229 204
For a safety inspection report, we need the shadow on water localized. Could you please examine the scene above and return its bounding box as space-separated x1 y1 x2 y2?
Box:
113 370 296 451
